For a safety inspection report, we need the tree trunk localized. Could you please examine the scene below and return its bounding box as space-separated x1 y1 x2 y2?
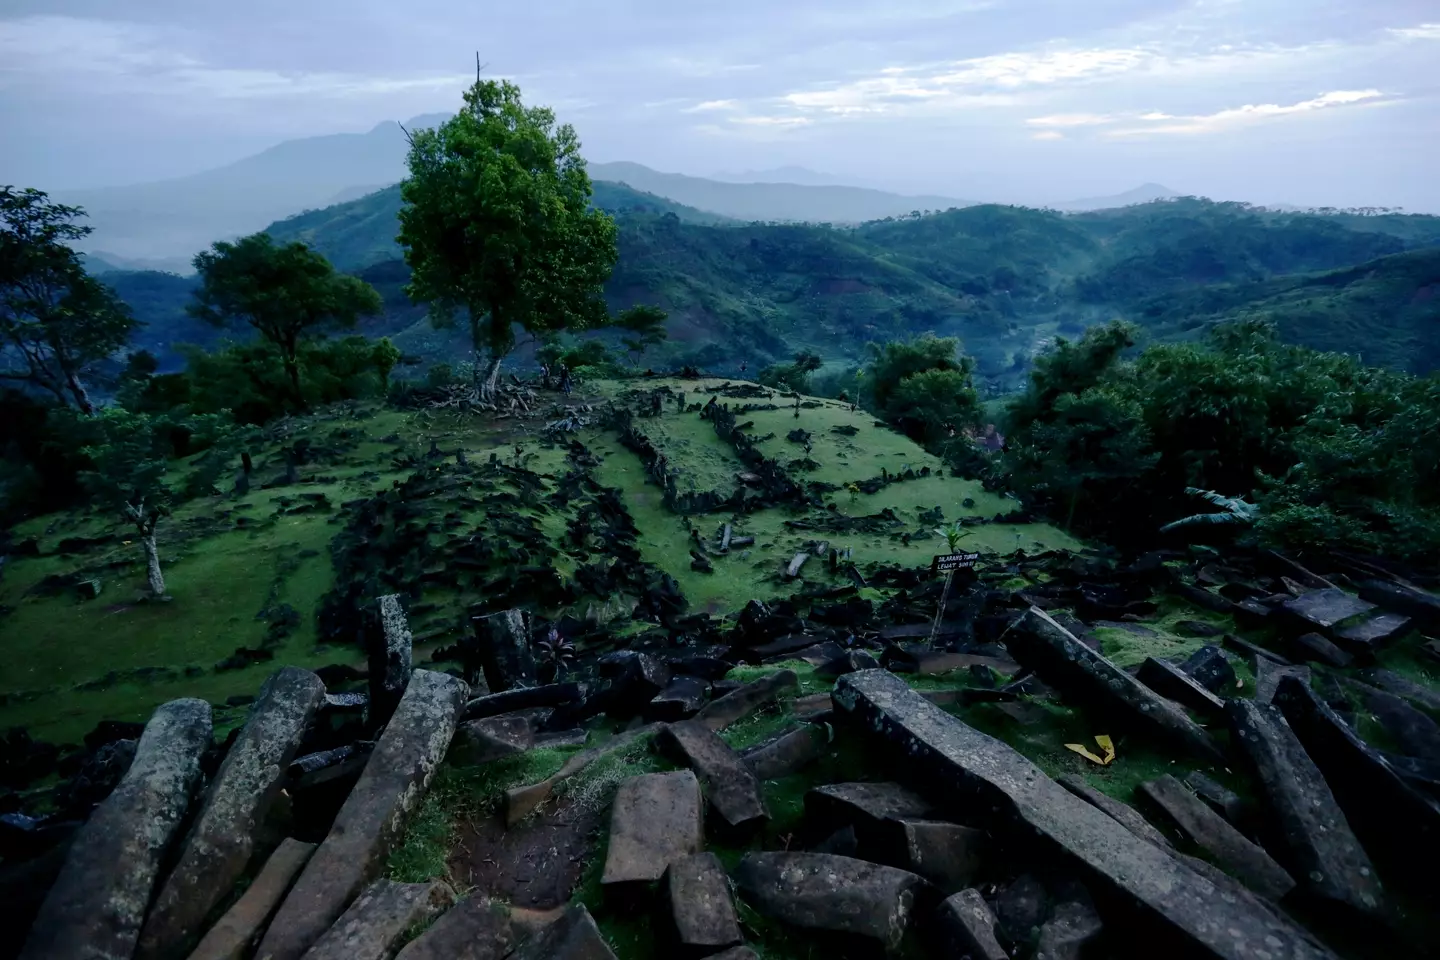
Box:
141 531 166 599
64 371 95 415
284 355 303 407
481 354 503 400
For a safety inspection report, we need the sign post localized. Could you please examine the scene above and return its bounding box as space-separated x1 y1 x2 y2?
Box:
928 553 979 643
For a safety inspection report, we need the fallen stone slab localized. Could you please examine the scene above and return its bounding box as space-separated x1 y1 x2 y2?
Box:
534 728 588 749
1136 657 1225 720
453 713 534 765
366 594 414 730
256 670 468 960
302 878 453 960
462 683 583 721
1136 775 1295 901
1334 611 1413 659
1288 632 1352 668
935 889 1008 960
1356 579 1440 632
503 724 659 826
392 893 514 960
1179 645 1238 695
696 669 797 731
890 650 1020 677
1282 588 1375 633
601 770 704 891
288 742 375 791
733 852 927 950
185 838 315 960
750 633 824 659
663 852 743 955
805 781 935 851
876 819 986 890
1226 699 1383 921
138 667 326 960
793 692 833 718
1349 682 1440 766
742 723 830 780
1355 668 1440 717
1222 633 1291 666
657 721 768 832
1183 771 1249 829
832 670 1337 960
19 698 211 960
767 641 846 666
1255 659 1311 705
815 650 880 677
1007 608 1223 764
1035 898 1103 960
507 903 616 960
1173 581 1238 615
646 675 711 722
1057 775 1172 850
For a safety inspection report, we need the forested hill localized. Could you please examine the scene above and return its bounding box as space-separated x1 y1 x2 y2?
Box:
115 183 1440 385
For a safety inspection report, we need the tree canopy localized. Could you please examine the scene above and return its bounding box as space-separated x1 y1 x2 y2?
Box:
189 233 382 405
0 186 137 413
397 77 619 395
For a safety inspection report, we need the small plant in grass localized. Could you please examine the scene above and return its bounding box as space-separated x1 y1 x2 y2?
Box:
535 627 576 678
935 521 974 553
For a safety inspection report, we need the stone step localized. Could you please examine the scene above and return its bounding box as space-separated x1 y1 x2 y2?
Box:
600 770 703 892
19 698 212 960
255 670 468 960
185 838 316 960
139 667 326 960
831 669 1338 960
302 878 453 960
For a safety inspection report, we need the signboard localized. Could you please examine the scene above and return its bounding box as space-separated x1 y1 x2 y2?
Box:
932 552 980 572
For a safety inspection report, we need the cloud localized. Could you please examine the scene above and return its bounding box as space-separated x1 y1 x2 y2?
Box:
1105 88 1387 136
1031 130 1065 140
1390 23 1440 40
682 99 739 113
0 15 471 102
1025 112 1115 127
731 115 813 127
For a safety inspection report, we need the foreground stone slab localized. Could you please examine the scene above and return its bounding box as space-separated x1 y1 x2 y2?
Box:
1179 645 1238 695
1226 699 1383 920
476 608 536 692
646 675 711 722
19 698 212 960
658 721 768 831
139 668 326 960
1136 658 1225 720
1356 579 1440 632
1057 775 1172 850
696 669 798 731
742 723 829 780
393 893 514 960
508 903 615 960
935 889 1008 960
256 670 468 960
185 838 315 960
1274 674 1440 870
303 878 453 960
1036 898 1103 960
734 852 926 950
1254 659 1311 705
1136 775 1295 901
663 853 743 955
1288 633 1352 669
832 670 1337 960
601 770 703 889
462 683 583 721
1008 608 1223 763
1282 588 1374 633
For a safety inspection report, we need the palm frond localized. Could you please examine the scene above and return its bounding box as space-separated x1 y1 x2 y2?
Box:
1160 512 1249 533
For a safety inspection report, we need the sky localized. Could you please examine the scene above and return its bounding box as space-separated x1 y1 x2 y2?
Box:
1 0 1437 210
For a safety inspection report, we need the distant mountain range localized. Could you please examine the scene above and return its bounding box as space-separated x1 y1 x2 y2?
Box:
48 116 1182 265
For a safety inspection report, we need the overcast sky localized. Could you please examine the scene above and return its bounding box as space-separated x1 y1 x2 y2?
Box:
1 0 1436 209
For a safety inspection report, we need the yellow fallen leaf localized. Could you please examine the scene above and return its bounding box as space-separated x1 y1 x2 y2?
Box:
1065 735 1117 765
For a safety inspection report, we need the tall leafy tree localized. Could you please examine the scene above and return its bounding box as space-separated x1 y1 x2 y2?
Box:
0 186 137 412
398 78 619 398
190 233 382 405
